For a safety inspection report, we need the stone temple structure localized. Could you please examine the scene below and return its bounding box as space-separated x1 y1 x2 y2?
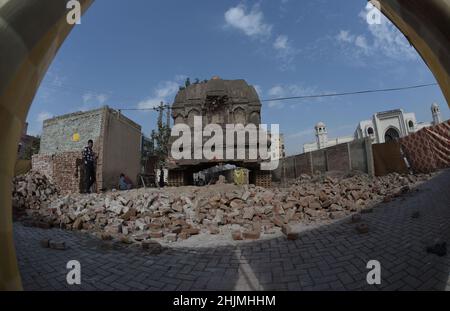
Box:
171 76 261 128
168 76 270 186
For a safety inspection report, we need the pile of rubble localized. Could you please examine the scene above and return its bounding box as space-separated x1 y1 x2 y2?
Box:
12 171 59 211
13 170 431 244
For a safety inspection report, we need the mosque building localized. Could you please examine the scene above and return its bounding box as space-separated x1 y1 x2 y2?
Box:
303 103 444 153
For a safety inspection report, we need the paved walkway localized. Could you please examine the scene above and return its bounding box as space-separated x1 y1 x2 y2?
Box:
14 170 450 291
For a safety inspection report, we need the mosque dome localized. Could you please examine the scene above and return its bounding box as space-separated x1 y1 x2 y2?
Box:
315 122 326 129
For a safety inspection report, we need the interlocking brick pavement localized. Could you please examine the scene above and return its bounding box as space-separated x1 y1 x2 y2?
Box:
14 169 450 291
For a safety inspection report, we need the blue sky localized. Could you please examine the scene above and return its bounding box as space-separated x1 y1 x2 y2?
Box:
27 0 448 155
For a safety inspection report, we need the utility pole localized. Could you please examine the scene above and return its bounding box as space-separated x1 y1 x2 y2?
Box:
151 102 171 167
166 104 171 128
282 156 287 188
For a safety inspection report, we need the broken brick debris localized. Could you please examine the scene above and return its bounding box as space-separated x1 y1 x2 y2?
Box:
14 170 431 243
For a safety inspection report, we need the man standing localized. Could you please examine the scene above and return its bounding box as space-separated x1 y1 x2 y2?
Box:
82 139 96 193
158 166 165 188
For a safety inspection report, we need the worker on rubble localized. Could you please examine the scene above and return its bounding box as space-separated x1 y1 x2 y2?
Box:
82 139 96 193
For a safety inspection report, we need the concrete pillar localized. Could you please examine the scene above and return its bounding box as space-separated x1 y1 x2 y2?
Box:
376 0 450 106
0 0 93 290
347 142 353 171
365 138 375 177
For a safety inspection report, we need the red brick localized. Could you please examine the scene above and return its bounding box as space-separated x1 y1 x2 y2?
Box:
149 231 163 238
242 230 260 240
231 230 243 241
356 223 369 234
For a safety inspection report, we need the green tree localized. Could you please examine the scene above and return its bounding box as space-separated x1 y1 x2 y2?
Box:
151 102 171 167
22 136 40 160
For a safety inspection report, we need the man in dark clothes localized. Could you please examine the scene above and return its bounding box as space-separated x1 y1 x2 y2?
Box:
159 167 165 188
82 139 96 193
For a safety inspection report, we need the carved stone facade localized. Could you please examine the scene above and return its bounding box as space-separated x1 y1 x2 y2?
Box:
171 77 261 129
169 77 263 171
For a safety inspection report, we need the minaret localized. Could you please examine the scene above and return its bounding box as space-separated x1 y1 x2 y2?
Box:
315 122 328 150
431 103 442 125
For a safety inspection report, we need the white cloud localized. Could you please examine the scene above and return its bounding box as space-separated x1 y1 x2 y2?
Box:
268 85 285 97
154 81 179 99
174 74 188 83
354 35 369 54
253 84 263 97
79 92 109 112
267 85 285 108
37 112 53 124
284 128 316 156
224 4 298 70
138 79 181 109
336 9 417 61
366 15 417 60
287 128 314 139
274 35 289 50
82 92 109 105
224 4 272 39
273 34 297 71
267 84 319 108
336 30 353 43
30 111 53 134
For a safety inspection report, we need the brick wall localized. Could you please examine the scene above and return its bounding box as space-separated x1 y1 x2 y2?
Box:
40 108 104 154
326 143 350 171
52 152 83 194
34 106 142 193
32 150 103 194
311 149 327 173
349 139 369 173
100 109 142 189
274 138 373 181
294 153 312 176
31 154 54 181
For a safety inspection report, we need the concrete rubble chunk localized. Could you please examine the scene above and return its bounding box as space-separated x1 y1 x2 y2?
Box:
13 170 432 243
242 207 255 220
40 239 50 248
281 224 299 240
231 230 243 240
165 233 178 243
208 225 220 235
329 211 346 219
242 231 260 240
142 240 162 254
356 223 369 234
241 191 251 201
49 240 66 250
351 214 362 223
149 231 163 239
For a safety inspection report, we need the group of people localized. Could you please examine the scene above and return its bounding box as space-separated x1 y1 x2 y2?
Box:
81 140 133 193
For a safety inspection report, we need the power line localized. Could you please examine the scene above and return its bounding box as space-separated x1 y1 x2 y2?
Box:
39 80 439 111
115 82 439 111
260 83 438 103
